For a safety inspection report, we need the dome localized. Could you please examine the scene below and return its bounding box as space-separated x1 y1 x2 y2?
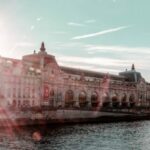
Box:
119 64 142 82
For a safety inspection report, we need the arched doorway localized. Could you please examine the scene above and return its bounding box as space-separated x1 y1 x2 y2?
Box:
49 89 54 107
121 94 128 108
91 92 99 107
79 91 88 108
129 94 135 108
112 93 120 108
65 90 74 107
102 93 110 108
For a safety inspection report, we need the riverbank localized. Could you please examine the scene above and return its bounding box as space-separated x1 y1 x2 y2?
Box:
0 109 150 127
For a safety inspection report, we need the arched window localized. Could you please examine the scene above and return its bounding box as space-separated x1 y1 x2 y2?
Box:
112 94 118 101
79 91 86 102
91 92 99 107
79 91 87 107
65 90 74 107
112 93 119 108
91 92 98 101
65 90 74 102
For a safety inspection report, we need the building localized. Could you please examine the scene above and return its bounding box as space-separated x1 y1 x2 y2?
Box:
0 42 150 110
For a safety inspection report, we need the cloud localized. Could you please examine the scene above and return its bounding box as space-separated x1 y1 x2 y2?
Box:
36 17 41 21
51 40 150 81
56 55 130 74
84 44 150 76
55 53 150 81
51 42 85 50
59 61 120 73
9 42 35 52
16 42 35 47
9 42 34 51
72 26 129 40
1 42 36 59
85 19 96 23
30 25 35 31
57 55 131 67
85 45 150 54
67 22 85 27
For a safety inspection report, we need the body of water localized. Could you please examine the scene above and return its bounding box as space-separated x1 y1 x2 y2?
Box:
0 121 150 150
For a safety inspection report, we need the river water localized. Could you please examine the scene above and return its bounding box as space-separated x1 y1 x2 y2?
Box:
0 121 150 150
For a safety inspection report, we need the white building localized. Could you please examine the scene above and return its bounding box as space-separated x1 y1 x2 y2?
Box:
0 42 150 110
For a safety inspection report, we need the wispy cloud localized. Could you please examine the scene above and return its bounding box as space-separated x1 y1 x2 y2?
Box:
85 19 96 23
50 41 150 77
59 61 120 73
72 26 129 40
56 55 131 74
57 55 131 67
51 42 84 50
67 22 85 27
55 53 150 81
85 45 150 54
84 44 150 76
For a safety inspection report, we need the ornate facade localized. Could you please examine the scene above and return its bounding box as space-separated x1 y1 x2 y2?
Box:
0 42 150 110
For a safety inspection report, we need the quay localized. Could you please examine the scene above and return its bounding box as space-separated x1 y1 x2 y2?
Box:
0 42 149 127
0 108 150 127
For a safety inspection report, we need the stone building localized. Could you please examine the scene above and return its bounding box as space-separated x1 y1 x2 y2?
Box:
0 42 150 110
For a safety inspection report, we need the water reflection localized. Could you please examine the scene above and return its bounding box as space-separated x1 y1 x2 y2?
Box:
0 121 149 150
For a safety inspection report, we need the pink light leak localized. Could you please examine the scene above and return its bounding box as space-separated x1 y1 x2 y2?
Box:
93 73 110 114
32 131 42 142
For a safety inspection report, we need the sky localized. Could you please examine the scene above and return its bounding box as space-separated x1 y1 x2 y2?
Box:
0 0 150 81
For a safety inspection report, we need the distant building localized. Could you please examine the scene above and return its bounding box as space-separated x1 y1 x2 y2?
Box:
0 42 150 109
